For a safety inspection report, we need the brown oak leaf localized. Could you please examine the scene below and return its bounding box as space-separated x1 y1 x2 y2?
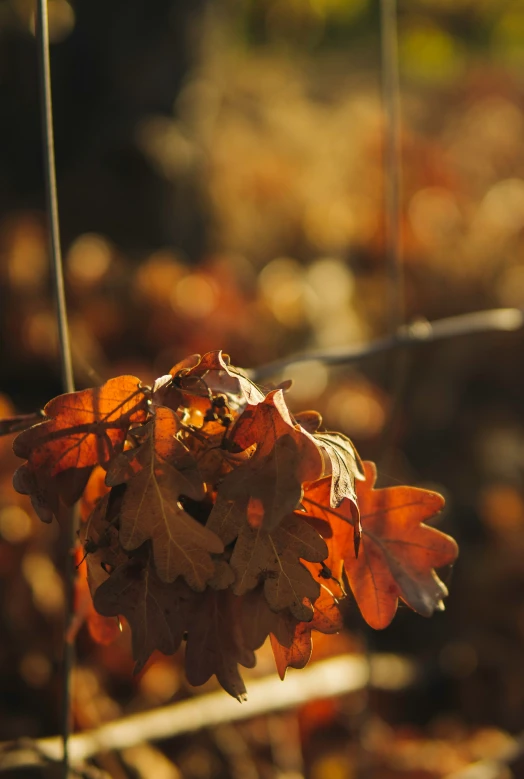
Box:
209 433 314 536
185 588 256 700
183 417 248 487
216 391 323 532
227 513 328 621
94 557 196 673
105 407 223 588
12 376 148 522
242 581 343 679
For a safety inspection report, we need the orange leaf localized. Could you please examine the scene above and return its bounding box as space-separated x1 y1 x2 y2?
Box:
302 477 352 593
80 465 110 522
271 583 344 679
242 582 343 679
271 622 312 679
327 462 458 629
231 390 322 483
12 376 148 522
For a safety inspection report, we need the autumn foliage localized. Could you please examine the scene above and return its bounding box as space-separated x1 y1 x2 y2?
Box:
11 351 458 700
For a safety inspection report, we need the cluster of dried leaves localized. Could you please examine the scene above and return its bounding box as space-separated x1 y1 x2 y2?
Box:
9 351 458 700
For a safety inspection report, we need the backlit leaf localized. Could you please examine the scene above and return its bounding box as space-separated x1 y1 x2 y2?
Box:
328 462 458 628
314 431 364 508
12 376 148 521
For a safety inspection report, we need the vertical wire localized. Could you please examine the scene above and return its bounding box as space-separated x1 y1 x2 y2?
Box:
36 0 74 394
355 8 405 776
355 7 405 777
377 0 410 474
380 0 403 332
35 1 77 775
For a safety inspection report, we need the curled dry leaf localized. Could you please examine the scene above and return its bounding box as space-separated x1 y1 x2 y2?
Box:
174 350 265 408
8 352 458 699
314 431 364 508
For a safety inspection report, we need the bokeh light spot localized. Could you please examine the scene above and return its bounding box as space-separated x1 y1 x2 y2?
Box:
22 552 64 616
171 274 219 319
285 360 329 403
67 233 112 284
19 651 51 688
0 506 32 543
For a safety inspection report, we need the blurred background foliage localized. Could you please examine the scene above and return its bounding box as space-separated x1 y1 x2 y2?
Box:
1 0 524 777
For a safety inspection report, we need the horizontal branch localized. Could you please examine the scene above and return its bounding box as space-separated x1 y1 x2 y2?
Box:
0 653 415 769
250 308 524 382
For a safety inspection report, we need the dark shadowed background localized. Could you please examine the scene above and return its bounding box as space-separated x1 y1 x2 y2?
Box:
1 1 524 777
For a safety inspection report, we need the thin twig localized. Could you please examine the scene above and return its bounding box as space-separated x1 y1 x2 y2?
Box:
0 654 416 768
249 308 524 382
35 1 76 776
